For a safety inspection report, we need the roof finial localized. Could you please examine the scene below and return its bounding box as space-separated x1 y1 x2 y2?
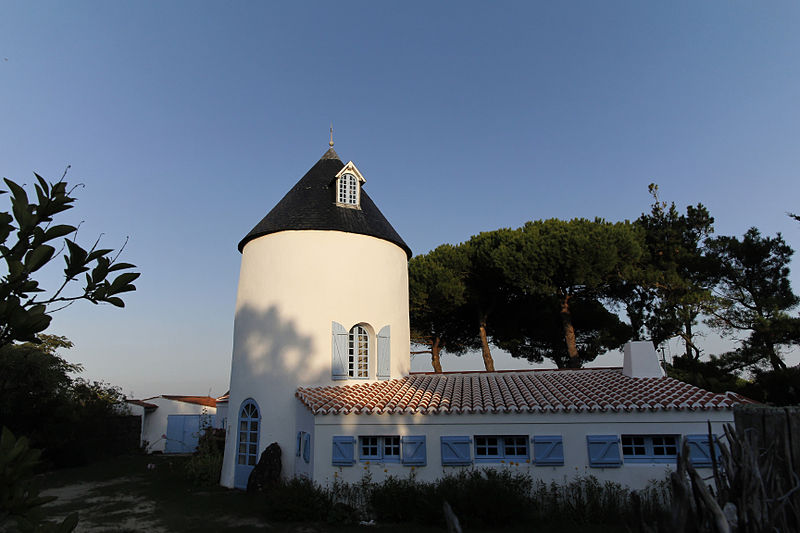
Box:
329 123 334 147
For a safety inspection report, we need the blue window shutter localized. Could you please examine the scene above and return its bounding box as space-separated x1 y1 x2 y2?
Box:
303 433 311 464
685 435 717 467
587 435 622 467
401 436 426 466
332 436 355 466
533 435 564 466
331 321 348 380
377 325 391 380
296 432 302 457
441 436 472 466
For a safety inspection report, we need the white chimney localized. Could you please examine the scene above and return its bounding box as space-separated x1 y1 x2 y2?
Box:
622 341 665 378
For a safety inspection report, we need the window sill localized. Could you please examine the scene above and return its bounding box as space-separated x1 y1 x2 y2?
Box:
623 457 677 464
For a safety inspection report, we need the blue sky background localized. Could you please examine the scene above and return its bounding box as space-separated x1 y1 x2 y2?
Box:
1 1 799 398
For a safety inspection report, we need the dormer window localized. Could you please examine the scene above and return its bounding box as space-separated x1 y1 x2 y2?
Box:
334 161 366 209
338 173 358 205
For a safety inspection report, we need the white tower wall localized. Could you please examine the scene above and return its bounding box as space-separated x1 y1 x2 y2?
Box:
220 229 410 488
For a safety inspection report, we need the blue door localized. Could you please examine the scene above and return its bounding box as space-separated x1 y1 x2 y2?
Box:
234 399 260 489
164 415 201 453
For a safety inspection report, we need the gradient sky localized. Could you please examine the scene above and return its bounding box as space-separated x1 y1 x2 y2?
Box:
1 1 799 398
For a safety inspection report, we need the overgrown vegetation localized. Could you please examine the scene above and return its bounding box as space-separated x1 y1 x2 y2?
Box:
0 335 134 467
184 428 226 486
0 171 139 466
255 469 670 529
0 427 78 532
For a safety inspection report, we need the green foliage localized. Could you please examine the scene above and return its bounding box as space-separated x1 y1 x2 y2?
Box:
367 475 438 524
0 172 138 346
184 428 225 486
740 367 800 406
0 427 78 532
261 477 334 522
255 471 671 529
707 228 800 370
409 244 474 371
0 337 128 466
629 185 717 357
665 356 749 396
494 218 641 367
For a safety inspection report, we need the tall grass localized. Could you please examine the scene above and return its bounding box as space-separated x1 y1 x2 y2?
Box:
258 469 671 528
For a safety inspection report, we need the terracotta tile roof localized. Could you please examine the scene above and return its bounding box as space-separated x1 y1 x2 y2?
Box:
216 393 230 403
295 368 754 415
126 399 158 409
159 395 217 408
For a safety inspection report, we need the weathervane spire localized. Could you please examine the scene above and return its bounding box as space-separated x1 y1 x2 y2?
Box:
329 123 334 147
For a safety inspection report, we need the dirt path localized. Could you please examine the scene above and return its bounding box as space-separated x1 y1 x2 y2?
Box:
42 476 170 533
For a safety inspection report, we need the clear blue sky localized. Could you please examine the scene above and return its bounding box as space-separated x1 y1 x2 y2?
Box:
2 1 799 398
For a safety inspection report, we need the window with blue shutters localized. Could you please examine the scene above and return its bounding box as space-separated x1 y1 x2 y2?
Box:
359 436 400 462
441 436 472 466
332 436 355 466
532 435 564 466
302 433 311 464
296 432 303 457
587 435 622 467
401 436 426 466
474 435 529 462
622 435 678 463
685 434 720 468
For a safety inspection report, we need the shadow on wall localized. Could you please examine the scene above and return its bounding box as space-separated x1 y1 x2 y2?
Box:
233 304 327 387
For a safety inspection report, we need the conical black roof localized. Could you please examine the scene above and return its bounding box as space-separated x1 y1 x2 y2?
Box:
238 148 412 258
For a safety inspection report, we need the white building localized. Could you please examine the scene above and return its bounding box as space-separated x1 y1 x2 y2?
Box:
127 395 217 453
219 145 751 490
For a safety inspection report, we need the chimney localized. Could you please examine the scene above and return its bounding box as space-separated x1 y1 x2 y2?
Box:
622 341 665 378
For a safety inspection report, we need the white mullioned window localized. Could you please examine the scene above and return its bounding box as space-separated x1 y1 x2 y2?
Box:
338 173 358 205
348 325 369 378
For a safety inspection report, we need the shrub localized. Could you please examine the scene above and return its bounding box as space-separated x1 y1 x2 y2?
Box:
184 428 225 486
368 475 438 524
261 478 333 522
437 469 534 528
0 427 78 532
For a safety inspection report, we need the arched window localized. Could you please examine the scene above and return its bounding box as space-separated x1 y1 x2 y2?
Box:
338 173 358 205
348 325 369 378
234 399 260 489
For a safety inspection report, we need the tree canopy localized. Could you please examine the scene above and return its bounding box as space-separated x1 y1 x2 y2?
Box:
408 185 800 387
707 228 800 371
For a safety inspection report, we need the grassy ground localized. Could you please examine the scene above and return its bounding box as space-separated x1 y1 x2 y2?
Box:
35 454 628 532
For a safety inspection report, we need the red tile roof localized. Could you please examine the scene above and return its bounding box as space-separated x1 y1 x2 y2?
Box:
159 395 217 408
126 399 158 409
295 368 754 415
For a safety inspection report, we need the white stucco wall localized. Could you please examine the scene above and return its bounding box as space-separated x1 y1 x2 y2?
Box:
215 401 229 429
220 230 410 488
141 397 216 453
309 409 734 490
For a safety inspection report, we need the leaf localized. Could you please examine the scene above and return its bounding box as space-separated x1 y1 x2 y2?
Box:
24 244 55 273
107 262 136 272
34 172 50 196
105 296 124 308
109 272 140 289
43 224 76 242
4 178 29 206
86 248 113 262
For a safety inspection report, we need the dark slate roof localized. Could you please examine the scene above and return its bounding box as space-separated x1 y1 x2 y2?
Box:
238 148 412 257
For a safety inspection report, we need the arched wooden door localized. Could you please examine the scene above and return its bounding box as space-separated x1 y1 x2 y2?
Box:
234 399 260 489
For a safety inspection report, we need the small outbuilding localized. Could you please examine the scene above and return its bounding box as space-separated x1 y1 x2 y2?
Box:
127 395 217 453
